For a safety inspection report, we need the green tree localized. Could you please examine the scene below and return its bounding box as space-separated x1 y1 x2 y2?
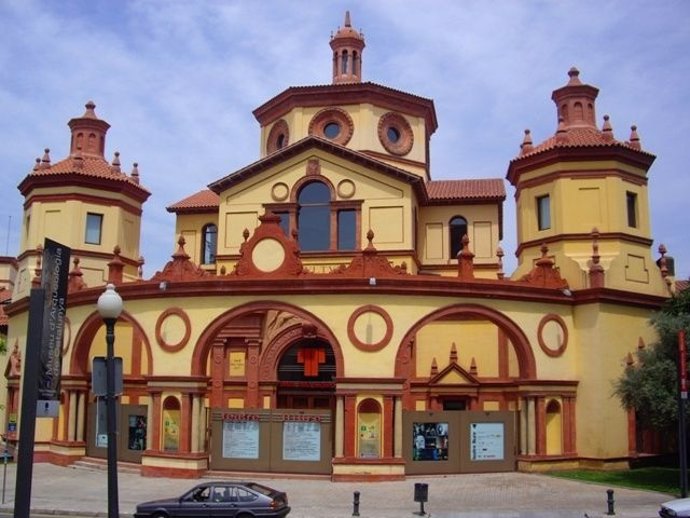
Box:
614 287 690 431
0 334 6 355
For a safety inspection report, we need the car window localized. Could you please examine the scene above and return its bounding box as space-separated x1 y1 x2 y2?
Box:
212 486 230 502
244 482 273 496
193 487 210 502
236 488 258 502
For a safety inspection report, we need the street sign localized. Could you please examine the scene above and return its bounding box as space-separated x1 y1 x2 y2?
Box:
91 357 123 397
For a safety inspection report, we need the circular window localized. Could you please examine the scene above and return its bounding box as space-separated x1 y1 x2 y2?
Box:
378 112 413 156
266 119 289 154
308 108 354 146
324 122 341 139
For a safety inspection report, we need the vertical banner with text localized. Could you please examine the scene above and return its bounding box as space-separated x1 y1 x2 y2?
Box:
38 238 71 417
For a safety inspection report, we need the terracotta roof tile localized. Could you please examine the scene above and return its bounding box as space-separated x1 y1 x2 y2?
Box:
677 280 689 292
34 156 128 180
167 189 220 213
426 179 505 202
513 126 654 162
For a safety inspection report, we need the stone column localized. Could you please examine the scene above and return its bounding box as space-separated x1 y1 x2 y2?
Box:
191 394 201 453
519 397 527 455
394 397 403 458
527 397 536 455
335 396 344 457
76 391 86 442
67 391 77 441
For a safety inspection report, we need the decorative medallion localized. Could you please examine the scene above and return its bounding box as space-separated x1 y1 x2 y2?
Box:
537 313 568 357
347 305 393 352
252 238 285 273
155 307 192 352
271 182 289 201
337 179 356 199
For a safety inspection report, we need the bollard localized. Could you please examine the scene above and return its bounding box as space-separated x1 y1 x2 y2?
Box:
606 488 615 515
352 490 360 516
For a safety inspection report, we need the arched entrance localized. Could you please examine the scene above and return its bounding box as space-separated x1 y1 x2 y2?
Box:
196 302 341 475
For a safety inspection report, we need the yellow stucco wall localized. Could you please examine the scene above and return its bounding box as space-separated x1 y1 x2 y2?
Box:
417 204 501 269
259 104 429 177
512 160 666 295
215 149 415 264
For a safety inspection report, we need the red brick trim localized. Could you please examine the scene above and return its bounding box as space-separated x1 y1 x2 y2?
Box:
308 107 354 146
537 313 568 357
266 119 289 154
347 305 393 352
378 112 413 156
155 307 192 353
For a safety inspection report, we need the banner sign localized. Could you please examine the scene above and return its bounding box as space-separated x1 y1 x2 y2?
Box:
681 329 688 399
38 238 71 416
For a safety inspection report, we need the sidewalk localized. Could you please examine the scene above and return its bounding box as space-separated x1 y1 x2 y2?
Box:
0 461 669 517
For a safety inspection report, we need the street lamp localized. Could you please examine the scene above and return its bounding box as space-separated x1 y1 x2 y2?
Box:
96 283 123 518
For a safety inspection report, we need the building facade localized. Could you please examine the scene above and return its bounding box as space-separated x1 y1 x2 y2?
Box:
2 13 676 480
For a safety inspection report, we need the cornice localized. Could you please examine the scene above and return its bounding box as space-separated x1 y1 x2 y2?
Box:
506 145 656 186
253 82 438 135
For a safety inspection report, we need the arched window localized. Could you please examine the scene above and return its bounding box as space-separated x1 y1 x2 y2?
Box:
297 182 331 251
341 50 349 74
449 216 468 259
201 223 217 264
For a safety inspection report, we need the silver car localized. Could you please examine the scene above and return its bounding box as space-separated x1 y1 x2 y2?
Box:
660 497 690 517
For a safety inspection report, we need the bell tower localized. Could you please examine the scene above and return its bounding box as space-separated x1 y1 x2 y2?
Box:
330 11 365 84
507 69 665 295
15 102 150 298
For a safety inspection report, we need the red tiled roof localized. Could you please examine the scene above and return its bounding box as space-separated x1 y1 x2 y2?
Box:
426 179 505 202
512 127 655 162
167 189 220 213
19 155 151 201
677 280 689 292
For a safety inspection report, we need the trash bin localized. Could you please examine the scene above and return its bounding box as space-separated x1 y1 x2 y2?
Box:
414 482 428 503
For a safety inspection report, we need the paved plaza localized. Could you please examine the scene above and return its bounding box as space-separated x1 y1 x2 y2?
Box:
0 462 671 517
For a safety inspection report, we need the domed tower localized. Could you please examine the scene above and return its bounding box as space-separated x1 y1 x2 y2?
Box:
330 11 365 84
507 68 665 295
15 101 150 299
253 12 436 179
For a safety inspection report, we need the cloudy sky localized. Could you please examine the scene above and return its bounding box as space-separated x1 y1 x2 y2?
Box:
1 0 689 279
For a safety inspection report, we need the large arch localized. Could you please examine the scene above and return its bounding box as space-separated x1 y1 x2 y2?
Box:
191 300 344 378
394 303 537 380
69 310 153 376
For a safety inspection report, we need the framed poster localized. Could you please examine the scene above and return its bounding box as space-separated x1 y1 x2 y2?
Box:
282 421 321 461
222 420 260 459
412 422 449 461
470 422 504 461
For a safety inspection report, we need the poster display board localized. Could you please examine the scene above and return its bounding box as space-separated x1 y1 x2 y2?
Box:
223 419 260 459
412 422 449 461
470 422 504 461
282 421 321 461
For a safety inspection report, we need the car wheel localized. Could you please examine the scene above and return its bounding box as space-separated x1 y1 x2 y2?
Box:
235 513 253 518
151 512 168 518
